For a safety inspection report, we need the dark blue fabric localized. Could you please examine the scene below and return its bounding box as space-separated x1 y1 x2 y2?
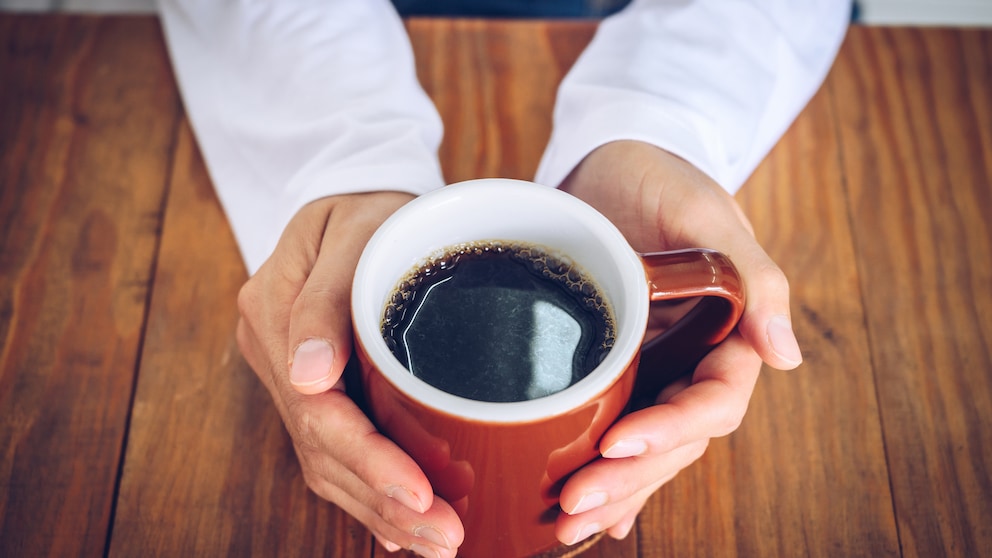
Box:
391 0 632 18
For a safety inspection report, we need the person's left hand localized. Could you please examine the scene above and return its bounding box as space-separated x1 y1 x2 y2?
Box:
551 140 803 545
236 191 464 556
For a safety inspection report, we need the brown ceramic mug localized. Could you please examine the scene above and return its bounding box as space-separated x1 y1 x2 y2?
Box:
352 179 744 557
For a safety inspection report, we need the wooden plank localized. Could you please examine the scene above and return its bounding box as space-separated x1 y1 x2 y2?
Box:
111 18 597 558
0 15 180 556
630 34 902 556
830 27 992 557
108 119 372 557
407 18 596 184
98 18 992 558
403 19 642 558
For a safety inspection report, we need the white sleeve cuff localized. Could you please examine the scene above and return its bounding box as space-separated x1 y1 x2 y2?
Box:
159 0 445 273
536 0 851 193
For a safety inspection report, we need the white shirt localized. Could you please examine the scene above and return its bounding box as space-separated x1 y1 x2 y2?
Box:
158 0 850 273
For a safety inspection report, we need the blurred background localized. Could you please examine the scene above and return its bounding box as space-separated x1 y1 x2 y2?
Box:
1 0 991 26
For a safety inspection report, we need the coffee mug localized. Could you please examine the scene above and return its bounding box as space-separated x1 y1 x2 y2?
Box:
352 179 744 557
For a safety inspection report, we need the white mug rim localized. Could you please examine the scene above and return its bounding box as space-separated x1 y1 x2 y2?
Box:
352 178 649 423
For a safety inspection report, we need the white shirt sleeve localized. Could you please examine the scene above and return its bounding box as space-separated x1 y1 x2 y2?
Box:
157 0 445 273
535 0 851 194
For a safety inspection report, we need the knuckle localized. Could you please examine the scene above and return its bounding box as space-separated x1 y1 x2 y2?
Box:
298 466 324 495
295 283 347 320
290 289 323 320
236 278 258 317
373 496 403 526
289 402 324 451
714 405 746 437
235 319 253 361
756 263 791 298
689 438 710 462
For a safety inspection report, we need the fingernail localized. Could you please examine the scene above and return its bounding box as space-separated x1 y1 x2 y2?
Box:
767 315 803 367
409 543 440 558
567 491 608 515
289 338 334 388
380 539 401 552
570 522 602 546
414 525 452 549
602 439 647 459
386 485 427 513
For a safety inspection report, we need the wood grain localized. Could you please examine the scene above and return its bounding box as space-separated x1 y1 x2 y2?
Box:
0 15 179 556
633 28 903 557
107 119 373 557
2 14 991 558
400 19 642 558
830 27 992 557
407 18 596 184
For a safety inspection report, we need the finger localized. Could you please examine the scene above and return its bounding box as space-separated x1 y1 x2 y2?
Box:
656 374 692 405
236 200 327 395
237 267 296 392
285 242 355 394
565 490 652 545
310 471 462 558
558 438 709 519
555 462 668 546
236 315 301 424
729 241 803 371
645 152 801 371
598 332 760 458
287 390 464 554
376 536 401 554
286 193 413 394
557 438 708 546
607 507 640 540
558 141 801 370
285 214 365 394
287 386 437 515
687 193 802 371
308 472 463 558
250 345 443 527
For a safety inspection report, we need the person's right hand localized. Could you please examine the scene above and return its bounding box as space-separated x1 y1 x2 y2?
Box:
550 140 802 546
236 191 464 558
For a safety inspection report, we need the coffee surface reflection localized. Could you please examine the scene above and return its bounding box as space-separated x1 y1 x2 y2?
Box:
381 241 616 402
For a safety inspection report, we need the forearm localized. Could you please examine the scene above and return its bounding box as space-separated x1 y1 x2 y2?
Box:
158 0 445 272
536 0 851 193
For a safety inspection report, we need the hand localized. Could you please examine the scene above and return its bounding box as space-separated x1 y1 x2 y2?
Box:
552 140 803 544
236 191 464 557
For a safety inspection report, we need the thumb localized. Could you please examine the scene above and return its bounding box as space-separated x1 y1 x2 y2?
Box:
733 248 803 371
686 185 802 371
286 242 357 395
285 212 363 396
286 192 414 395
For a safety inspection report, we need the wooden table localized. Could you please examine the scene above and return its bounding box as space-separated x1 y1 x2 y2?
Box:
1 14 990 558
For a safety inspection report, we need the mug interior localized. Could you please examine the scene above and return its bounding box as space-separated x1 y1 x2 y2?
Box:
352 178 648 422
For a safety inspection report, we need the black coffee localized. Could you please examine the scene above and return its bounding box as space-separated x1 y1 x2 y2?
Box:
381 241 615 402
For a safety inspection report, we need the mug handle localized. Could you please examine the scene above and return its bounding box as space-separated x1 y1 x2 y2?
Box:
632 249 746 405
